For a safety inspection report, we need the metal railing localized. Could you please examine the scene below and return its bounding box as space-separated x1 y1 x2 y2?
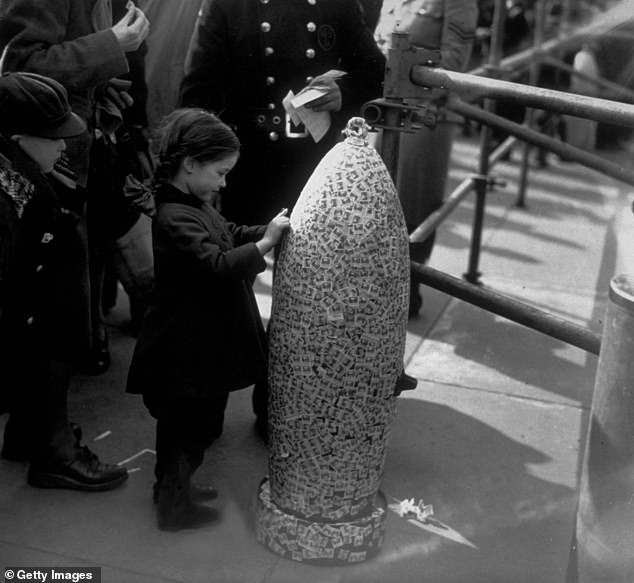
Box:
365 0 634 355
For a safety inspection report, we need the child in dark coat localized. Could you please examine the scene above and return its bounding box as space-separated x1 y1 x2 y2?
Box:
0 71 128 491
126 108 289 531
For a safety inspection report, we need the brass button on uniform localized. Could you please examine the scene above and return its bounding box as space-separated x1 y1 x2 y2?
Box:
266 76 275 85
307 0 316 5
260 22 271 32
306 48 315 59
264 46 274 56
260 0 270 4
269 132 279 141
26 316 34 325
267 103 276 110
307 22 316 32
36 264 43 272
305 76 314 83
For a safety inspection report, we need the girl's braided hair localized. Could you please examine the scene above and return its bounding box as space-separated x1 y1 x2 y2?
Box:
152 108 240 185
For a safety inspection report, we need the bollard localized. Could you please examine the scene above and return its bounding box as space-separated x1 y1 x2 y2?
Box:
574 274 634 582
255 118 409 565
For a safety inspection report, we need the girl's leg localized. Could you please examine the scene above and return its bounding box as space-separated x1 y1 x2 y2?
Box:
154 393 228 531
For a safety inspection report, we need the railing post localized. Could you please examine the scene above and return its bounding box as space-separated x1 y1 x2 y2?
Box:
464 0 506 284
517 0 546 208
570 274 634 582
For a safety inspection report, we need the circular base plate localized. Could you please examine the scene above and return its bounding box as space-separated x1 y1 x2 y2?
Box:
255 478 387 565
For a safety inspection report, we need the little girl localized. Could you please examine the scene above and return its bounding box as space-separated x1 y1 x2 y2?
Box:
126 108 289 531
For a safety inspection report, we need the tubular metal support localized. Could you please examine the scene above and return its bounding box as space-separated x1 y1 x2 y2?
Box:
469 2 634 80
411 67 634 128
411 262 601 355
409 175 478 245
448 98 634 187
543 55 634 103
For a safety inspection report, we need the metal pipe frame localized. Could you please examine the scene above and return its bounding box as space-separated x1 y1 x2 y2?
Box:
543 54 634 103
372 1 634 355
516 0 547 208
464 0 508 284
411 262 602 355
408 175 478 245
410 67 634 128
448 98 634 187
468 0 634 81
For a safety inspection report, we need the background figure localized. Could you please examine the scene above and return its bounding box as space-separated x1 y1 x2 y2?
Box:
180 0 386 227
563 40 600 151
0 72 127 491
488 0 531 152
140 0 205 128
533 1 575 168
378 0 478 317
92 0 155 340
126 109 290 531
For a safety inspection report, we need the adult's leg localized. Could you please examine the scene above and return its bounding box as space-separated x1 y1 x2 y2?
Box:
15 357 129 491
398 123 456 317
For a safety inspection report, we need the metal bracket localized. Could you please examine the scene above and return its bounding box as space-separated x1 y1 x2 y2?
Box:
470 172 507 191
384 31 442 100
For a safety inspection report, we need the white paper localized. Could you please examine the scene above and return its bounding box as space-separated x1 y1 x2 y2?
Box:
283 90 331 143
290 87 328 109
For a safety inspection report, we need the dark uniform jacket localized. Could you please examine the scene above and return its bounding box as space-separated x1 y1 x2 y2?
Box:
0 138 87 407
180 0 386 225
126 184 269 417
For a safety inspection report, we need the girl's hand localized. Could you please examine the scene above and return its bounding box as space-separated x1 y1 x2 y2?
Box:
264 208 291 245
257 208 290 254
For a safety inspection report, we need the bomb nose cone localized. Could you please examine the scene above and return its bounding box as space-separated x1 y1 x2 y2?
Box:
342 116 370 145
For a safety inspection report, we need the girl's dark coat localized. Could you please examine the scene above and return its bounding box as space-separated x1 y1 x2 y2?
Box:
126 184 268 417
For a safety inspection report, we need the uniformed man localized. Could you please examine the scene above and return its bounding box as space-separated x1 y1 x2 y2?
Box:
180 0 386 439
376 0 478 317
180 0 386 227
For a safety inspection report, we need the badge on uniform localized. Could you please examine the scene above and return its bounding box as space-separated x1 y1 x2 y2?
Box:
317 25 336 51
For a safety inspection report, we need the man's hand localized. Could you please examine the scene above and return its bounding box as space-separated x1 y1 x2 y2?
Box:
304 75 342 113
112 1 150 53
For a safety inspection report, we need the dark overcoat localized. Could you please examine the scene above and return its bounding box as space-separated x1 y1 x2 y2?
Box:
0 139 88 410
126 184 269 418
180 0 386 225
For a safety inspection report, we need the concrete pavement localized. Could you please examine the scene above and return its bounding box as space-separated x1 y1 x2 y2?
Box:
1 135 633 583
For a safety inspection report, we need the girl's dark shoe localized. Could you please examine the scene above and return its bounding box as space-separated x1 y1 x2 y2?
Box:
153 482 218 504
27 445 128 491
394 372 418 396
158 502 220 532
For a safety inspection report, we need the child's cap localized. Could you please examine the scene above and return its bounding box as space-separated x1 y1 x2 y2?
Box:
0 72 86 139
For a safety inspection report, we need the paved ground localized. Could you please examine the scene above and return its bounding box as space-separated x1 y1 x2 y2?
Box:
1 134 633 583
